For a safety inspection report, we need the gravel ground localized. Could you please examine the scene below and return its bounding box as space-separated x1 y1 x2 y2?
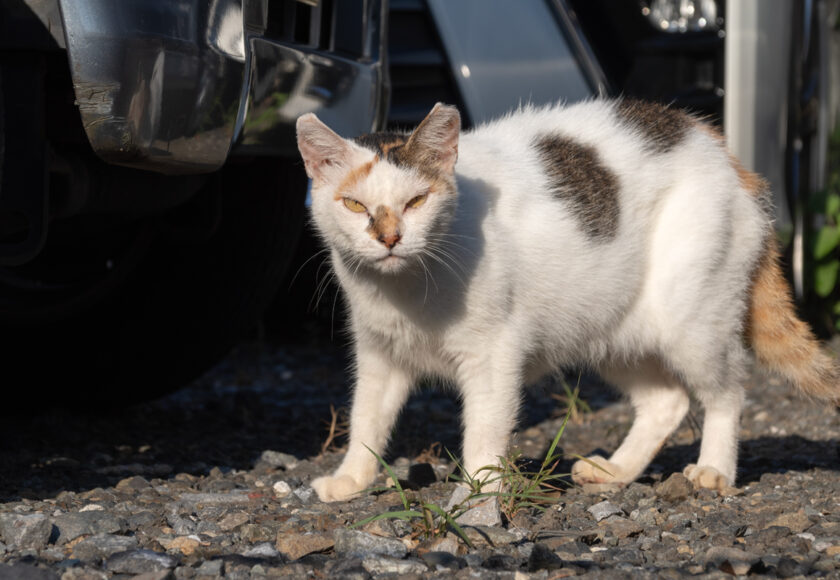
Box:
1 326 839 579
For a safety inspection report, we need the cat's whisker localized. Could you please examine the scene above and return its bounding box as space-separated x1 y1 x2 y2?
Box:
308 256 333 311
425 235 474 265
425 242 468 276
311 265 336 312
330 280 342 341
289 247 330 290
421 247 466 288
417 254 439 304
351 255 366 277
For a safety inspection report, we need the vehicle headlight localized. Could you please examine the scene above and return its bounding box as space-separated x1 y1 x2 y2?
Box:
642 0 721 33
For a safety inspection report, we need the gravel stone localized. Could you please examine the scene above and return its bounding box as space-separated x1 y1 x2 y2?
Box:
333 529 407 559
600 515 643 539
240 524 275 543
78 505 105 512
0 563 59 580
0 513 52 551
103 549 179 574
587 500 622 522
115 475 151 491
53 512 124 545
275 532 334 560
194 559 224 576
463 525 518 547
655 473 694 502
259 450 299 470
292 485 316 504
416 535 459 556
72 534 139 562
362 555 427 575
421 551 466 571
527 543 564 572
216 512 249 531
161 536 200 556
174 493 251 508
272 481 292 498
240 542 279 558
702 546 760 575
765 509 813 533
444 486 501 527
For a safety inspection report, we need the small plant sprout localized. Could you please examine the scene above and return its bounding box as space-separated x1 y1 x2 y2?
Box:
551 376 592 424
319 405 349 456
479 411 572 519
351 411 576 542
351 446 473 547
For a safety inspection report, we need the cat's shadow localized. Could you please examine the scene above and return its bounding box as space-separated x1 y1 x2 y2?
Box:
643 434 840 485
390 376 840 486
0 373 836 501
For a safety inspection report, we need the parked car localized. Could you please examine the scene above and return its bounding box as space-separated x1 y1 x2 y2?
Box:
0 0 388 406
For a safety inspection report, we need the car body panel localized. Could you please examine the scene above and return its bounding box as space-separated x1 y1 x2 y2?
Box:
425 0 597 124
58 0 387 175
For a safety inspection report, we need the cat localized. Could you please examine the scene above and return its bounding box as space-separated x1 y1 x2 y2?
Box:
296 99 840 502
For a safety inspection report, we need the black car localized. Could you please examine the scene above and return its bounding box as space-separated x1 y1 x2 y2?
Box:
0 0 388 406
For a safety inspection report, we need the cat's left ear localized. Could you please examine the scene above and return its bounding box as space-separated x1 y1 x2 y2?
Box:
296 113 351 185
406 103 461 174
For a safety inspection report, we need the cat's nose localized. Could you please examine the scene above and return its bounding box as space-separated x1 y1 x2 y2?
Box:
378 231 401 249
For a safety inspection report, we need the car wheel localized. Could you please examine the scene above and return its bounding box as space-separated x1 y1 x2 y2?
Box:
0 159 306 409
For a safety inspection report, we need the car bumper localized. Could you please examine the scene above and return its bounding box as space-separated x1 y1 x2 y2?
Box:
58 0 388 175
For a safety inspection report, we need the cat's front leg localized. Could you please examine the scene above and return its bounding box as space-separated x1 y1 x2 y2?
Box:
459 357 522 489
312 344 413 502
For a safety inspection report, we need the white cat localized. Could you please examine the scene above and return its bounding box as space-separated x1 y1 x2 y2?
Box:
296 99 840 502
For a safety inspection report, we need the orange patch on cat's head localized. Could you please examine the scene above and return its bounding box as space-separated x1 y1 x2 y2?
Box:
334 159 377 200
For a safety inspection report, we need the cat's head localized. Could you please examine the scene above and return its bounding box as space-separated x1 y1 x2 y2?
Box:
296 103 461 275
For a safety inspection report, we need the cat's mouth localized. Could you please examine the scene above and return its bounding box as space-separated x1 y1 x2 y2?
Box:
375 253 407 272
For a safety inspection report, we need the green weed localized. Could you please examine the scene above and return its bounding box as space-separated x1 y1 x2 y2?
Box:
351 445 473 546
351 413 574 544
551 376 592 424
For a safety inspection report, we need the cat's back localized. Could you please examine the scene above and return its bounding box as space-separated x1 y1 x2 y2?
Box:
455 98 739 239
457 98 717 184
448 98 766 355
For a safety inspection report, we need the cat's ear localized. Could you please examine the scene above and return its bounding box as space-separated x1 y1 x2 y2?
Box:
405 103 461 174
296 113 351 185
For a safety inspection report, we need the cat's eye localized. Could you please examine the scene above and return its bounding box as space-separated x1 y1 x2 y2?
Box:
343 198 367 213
406 193 428 210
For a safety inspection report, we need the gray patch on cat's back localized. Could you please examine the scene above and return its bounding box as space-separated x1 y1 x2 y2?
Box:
614 99 690 153
534 135 620 240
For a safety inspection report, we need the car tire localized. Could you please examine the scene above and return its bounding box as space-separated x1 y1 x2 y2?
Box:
0 159 306 409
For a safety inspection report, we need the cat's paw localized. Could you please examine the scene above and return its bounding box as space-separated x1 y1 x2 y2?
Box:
571 455 629 486
311 474 365 502
682 464 730 491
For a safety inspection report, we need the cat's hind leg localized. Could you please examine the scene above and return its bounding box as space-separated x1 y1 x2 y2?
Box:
670 339 748 491
681 364 746 490
571 357 690 487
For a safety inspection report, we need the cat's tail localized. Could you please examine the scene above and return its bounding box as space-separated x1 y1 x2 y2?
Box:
748 238 840 403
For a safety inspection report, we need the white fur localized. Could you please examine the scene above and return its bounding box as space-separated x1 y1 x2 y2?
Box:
298 100 770 501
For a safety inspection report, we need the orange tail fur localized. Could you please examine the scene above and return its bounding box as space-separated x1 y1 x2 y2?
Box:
748 238 840 403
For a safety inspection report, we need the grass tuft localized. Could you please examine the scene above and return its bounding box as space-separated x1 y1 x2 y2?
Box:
350 410 575 544
551 376 592 424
